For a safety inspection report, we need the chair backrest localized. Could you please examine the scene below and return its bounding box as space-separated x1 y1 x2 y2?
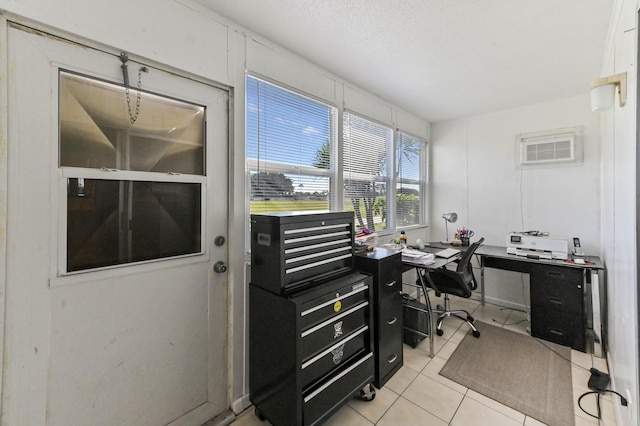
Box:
455 237 485 273
424 237 484 297
455 237 484 289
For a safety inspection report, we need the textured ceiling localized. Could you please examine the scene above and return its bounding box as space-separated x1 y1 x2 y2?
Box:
194 0 612 123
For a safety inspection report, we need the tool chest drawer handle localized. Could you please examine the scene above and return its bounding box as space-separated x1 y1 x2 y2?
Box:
387 317 398 325
386 280 397 287
387 354 398 364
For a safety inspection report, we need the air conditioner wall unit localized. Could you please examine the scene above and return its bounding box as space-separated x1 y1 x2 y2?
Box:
516 127 581 167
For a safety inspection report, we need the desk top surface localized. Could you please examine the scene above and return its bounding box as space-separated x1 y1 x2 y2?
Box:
398 245 460 270
475 244 604 270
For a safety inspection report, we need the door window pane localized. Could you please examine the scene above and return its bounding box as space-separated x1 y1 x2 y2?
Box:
67 179 201 272
60 71 205 175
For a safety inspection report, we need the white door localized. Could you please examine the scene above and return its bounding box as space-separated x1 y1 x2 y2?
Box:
3 25 229 425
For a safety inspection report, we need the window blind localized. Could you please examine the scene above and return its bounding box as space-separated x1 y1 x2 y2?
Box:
396 132 426 227
342 112 392 232
246 76 337 214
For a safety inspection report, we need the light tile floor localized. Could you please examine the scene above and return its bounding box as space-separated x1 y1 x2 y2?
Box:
229 296 618 426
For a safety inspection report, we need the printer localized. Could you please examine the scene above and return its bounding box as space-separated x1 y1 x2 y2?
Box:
506 232 569 260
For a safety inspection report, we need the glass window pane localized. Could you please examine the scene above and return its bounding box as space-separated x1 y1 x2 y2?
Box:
246 76 337 214
396 132 426 227
344 180 388 232
67 178 201 272
250 172 330 214
396 183 422 226
343 112 392 232
60 71 205 175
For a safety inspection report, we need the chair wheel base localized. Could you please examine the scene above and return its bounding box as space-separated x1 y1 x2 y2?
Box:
472 330 480 338
436 329 444 336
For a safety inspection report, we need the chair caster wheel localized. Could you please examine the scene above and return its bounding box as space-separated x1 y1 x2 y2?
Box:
358 383 376 401
254 407 266 421
472 330 480 338
436 329 444 336
467 315 475 323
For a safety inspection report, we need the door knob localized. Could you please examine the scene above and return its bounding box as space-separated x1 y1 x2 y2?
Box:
214 261 227 273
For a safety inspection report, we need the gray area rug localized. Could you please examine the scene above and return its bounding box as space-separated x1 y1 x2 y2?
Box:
439 322 574 426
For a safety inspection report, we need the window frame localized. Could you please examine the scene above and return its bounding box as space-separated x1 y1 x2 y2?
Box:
57 70 208 276
394 130 429 230
244 75 429 235
246 74 339 214
342 109 394 233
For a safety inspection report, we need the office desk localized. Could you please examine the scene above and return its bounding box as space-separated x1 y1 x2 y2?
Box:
401 248 461 357
475 245 605 356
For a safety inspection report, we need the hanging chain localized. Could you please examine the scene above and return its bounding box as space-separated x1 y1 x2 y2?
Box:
120 52 148 125
125 66 148 125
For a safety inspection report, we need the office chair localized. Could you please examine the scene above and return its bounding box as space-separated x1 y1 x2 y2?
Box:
422 237 484 338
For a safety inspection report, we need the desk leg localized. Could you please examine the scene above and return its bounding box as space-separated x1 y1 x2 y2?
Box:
480 255 486 306
591 269 604 358
415 267 434 358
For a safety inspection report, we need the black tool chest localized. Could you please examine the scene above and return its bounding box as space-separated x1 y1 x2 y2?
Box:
251 211 356 295
354 248 403 388
249 212 375 426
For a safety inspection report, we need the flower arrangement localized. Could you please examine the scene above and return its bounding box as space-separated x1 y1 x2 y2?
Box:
454 227 475 246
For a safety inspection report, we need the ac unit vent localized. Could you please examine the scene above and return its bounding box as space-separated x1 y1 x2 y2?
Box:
518 128 578 166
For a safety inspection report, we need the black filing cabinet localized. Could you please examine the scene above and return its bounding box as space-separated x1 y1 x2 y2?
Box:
354 248 403 388
249 272 374 426
530 265 585 351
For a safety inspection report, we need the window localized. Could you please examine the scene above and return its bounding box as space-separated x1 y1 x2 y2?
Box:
396 132 427 227
245 76 428 233
246 76 338 214
60 70 206 272
343 112 392 232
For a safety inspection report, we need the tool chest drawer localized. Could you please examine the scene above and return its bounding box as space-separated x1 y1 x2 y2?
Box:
300 280 369 331
301 325 369 386
301 299 369 361
302 352 374 426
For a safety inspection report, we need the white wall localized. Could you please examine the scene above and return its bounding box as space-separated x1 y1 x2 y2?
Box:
0 0 430 423
599 1 639 425
431 95 601 308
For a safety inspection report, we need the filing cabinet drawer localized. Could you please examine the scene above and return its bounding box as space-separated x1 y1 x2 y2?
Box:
378 274 401 300
377 295 403 340
303 352 374 426
354 250 402 301
376 298 403 384
531 306 585 352
301 302 368 360
531 271 583 314
532 264 583 286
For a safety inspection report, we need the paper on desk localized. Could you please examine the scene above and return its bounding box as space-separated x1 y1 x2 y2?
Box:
401 248 435 265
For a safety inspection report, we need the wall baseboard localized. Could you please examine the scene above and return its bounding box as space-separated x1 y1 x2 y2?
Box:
231 394 251 415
